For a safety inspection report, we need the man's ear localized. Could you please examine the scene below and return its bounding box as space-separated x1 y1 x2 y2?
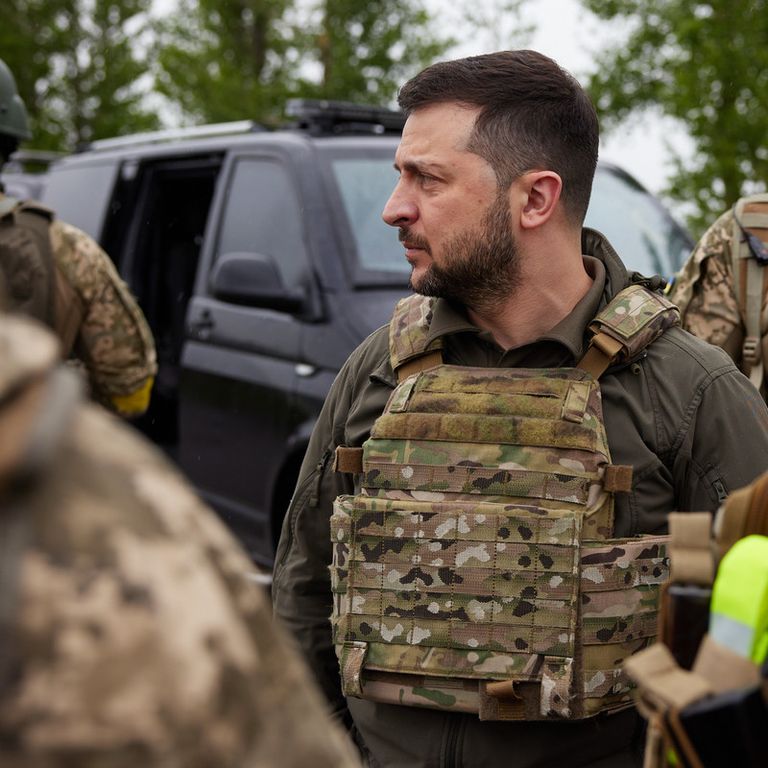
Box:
517 171 563 230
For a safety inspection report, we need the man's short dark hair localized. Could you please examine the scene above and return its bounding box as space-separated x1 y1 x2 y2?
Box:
397 50 599 225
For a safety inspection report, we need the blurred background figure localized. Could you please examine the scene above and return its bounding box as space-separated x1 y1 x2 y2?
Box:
0 57 156 418
669 194 768 400
0 312 361 768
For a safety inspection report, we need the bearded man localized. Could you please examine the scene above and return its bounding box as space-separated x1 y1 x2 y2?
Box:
272 50 768 768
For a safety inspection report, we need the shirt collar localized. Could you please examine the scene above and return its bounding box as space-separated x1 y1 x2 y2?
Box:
427 255 607 360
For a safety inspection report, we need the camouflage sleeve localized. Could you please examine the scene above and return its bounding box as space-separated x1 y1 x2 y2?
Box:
668 210 743 355
50 219 157 405
2 402 360 768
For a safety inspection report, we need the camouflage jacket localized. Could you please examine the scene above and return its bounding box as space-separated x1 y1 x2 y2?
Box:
668 205 768 401
668 209 744 367
0 193 157 415
0 316 360 768
273 229 768 768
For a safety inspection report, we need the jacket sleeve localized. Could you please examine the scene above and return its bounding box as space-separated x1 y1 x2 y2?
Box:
51 220 157 415
272 358 358 722
672 360 768 511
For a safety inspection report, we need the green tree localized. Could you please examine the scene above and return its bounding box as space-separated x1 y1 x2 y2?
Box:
453 0 533 53
155 0 295 125
0 0 159 151
306 0 448 104
583 0 768 232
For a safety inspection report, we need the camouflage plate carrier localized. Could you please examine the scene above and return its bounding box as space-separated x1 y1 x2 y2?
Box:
0 195 81 356
331 285 677 721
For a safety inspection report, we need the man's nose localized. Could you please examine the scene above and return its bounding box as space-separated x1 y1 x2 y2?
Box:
382 184 418 227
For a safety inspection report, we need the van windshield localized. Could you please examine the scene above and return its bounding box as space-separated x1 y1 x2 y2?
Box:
322 148 691 286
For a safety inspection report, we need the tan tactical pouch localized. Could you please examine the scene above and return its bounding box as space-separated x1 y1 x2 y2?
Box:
626 473 768 767
331 286 678 721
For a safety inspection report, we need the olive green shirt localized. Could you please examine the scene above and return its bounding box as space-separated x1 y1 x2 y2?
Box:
273 230 768 768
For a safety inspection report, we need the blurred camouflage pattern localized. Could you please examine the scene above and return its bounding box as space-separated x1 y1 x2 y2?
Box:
669 196 768 400
330 289 672 722
0 193 157 415
668 209 745 362
0 315 360 768
51 217 156 404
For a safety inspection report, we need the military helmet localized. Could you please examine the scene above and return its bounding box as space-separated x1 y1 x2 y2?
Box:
0 58 32 141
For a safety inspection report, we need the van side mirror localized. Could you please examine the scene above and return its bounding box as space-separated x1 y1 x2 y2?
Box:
210 252 306 312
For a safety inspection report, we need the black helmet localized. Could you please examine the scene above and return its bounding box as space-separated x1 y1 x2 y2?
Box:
0 58 32 141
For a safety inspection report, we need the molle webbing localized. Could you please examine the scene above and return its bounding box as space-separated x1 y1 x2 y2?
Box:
331 494 669 720
331 363 668 720
330 286 677 721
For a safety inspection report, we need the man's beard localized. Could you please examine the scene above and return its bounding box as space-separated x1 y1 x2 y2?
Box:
402 193 521 313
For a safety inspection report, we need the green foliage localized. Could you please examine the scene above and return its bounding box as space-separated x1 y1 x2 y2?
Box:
0 0 159 151
303 0 448 105
154 0 295 125
455 0 533 52
583 0 768 232
154 0 450 124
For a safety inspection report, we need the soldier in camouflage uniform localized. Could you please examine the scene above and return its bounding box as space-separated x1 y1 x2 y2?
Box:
669 196 768 399
0 57 156 417
0 313 361 768
273 51 768 767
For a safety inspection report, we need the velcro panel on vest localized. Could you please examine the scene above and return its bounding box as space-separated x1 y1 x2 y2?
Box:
362 366 609 503
334 446 364 474
585 285 680 370
604 465 633 493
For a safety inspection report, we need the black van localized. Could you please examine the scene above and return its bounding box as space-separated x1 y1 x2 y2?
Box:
37 101 693 566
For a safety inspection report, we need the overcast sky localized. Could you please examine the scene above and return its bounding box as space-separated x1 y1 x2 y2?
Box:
441 0 695 210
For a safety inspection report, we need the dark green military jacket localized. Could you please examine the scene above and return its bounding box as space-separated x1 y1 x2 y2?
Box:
273 230 768 768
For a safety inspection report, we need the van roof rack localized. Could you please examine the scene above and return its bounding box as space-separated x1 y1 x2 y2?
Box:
286 99 405 135
82 120 264 152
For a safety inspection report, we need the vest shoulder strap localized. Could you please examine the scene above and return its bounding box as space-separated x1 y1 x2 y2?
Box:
731 194 768 389
389 294 445 382
0 198 57 329
578 284 680 379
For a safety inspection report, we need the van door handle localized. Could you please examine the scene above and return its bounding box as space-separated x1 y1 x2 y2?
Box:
189 310 215 340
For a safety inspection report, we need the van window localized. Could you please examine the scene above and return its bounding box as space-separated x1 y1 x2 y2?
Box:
216 159 308 288
321 150 692 284
585 166 691 278
41 162 118 241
